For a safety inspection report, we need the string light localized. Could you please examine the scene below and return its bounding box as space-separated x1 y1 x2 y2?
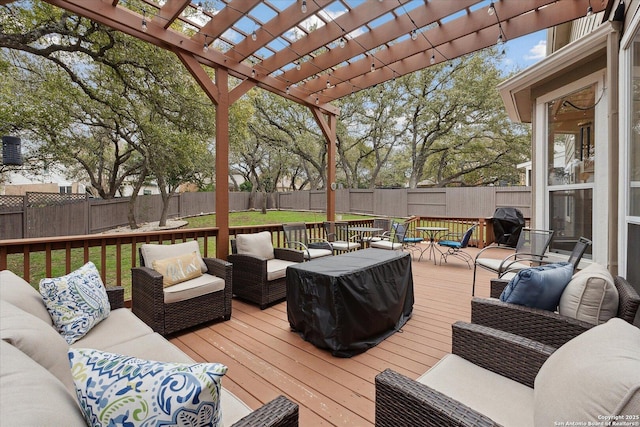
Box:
487 2 495 15
586 0 593 16
411 29 418 41
203 41 209 52
339 37 346 48
430 53 435 64
286 86 290 94
326 80 331 88
251 30 257 41
141 9 148 32
370 62 375 72
251 69 256 77
315 97 319 105
497 32 503 44
197 2 203 12
301 0 307 13
296 61 301 71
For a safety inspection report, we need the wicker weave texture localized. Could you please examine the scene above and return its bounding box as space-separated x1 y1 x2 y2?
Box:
228 247 303 309
231 395 299 427
131 257 232 335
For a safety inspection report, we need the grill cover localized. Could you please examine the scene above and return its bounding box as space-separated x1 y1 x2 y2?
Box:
492 207 525 248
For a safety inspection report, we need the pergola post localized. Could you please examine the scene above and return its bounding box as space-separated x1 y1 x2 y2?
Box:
311 108 337 221
215 68 230 259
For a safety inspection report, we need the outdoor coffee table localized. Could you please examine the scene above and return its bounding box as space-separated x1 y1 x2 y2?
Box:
286 248 414 357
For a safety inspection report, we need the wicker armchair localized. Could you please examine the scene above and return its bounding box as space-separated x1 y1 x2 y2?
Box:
231 395 299 427
375 322 554 426
472 275 640 348
131 242 232 335
376 319 640 427
228 232 304 309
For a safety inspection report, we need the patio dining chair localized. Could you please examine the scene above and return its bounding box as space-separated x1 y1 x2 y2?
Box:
282 222 333 260
323 221 361 254
361 218 392 245
472 228 555 296
438 223 477 268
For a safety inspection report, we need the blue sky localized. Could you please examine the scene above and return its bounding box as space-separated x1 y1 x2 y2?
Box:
500 30 548 74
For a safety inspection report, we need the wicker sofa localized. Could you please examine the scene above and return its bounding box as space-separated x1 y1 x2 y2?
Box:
0 269 298 426
375 319 640 426
474 273 640 348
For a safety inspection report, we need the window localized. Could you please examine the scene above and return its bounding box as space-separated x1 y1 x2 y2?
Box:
59 186 72 194
545 84 596 256
630 39 640 217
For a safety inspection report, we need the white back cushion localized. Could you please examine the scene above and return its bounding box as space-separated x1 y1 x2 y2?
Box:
534 318 640 425
559 263 619 324
140 241 207 273
236 231 275 260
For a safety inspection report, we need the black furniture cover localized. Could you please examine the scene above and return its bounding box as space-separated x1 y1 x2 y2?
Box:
286 248 414 357
491 207 525 248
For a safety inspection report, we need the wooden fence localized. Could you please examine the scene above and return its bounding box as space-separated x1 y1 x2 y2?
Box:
0 187 530 240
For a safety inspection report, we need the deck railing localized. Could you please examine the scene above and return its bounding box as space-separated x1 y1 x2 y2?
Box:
0 216 508 303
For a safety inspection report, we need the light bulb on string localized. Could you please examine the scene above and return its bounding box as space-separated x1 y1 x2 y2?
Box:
251 31 257 41
326 80 331 89
411 30 417 41
430 54 435 65
370 62 375 72
296 61 301 71
301 0 307 13
286 86 290 95
586 5 593 16
251 69 256 78
315 97 319 105
197 2 203 12
339 37 346 48
497 32 503 45
488 2 495 15
203 42 209 52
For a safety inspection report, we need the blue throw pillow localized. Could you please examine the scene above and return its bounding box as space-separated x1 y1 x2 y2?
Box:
499 262 574 311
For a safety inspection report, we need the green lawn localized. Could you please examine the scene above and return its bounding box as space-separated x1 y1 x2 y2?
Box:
7 210 371 298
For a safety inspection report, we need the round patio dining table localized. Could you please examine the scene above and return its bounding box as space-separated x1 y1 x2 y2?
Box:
416 226 449 264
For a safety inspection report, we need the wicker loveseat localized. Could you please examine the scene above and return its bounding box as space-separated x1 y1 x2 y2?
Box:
375 318 640 426
0 269 298 426
473 270 640 348
131 240 233 335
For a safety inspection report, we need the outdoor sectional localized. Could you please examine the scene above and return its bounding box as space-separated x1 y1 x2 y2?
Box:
0 269 298 426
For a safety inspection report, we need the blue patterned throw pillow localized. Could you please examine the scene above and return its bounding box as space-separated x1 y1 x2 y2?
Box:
39 261 111 344
68 348 228 427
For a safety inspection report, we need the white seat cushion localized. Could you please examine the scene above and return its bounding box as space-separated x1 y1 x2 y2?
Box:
162 273 225 304
418 354 534 427
304 248 333 259
477 258 530 272
266 259 299 281
370 240 403 250
71 308 154 350
331 241 361 251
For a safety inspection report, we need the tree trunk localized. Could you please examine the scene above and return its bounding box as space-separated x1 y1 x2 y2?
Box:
261 191 267 214
127 167 148 229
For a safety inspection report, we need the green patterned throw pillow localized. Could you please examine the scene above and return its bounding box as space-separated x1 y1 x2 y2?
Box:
39 261 111 344
68 348 228 427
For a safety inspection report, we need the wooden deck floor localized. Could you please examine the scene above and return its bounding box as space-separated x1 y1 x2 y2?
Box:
170 246 504 426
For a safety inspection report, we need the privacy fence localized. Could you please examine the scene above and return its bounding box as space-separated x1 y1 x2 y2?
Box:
0 187 530 240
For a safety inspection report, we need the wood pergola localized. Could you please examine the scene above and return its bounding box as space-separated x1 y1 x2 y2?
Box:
3 0 608 258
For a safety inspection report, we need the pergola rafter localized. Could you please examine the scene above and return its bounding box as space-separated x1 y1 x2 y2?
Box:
3 0 609 258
